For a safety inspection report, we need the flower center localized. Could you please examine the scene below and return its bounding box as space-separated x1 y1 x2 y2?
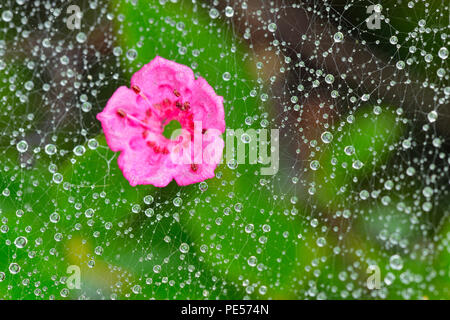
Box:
162 120 182 140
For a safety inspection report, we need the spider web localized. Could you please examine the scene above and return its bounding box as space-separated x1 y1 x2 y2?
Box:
0 0 448 300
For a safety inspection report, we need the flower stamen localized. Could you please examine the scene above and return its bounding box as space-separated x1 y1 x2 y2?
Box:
131 85 141 94
117 108 152 130
117 109 126 118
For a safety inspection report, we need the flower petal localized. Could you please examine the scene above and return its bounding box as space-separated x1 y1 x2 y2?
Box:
96 86 142 152
131 56 195 102
190 76 226 133
117 148 174 187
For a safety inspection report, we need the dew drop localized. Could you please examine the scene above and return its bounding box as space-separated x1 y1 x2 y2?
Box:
389 254 403 270
9 263 20 274
310 160 320 171
73 145 86 156
14 236 27 249
333 32 344 43
16 140 28 153
2 10 13 22
76 32 87 43
179 243 190 253
209 8 219 19
438 47 448 60
427 110 438 123
225 6 234 17
126 49 137 61
268 23 277 32
320 131 333 143
222 71 231 81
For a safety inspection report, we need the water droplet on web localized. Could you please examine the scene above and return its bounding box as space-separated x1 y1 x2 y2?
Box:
222 71 231 81
153 265 161 273
352 160 363 170
145 208 154 217
24 80 34 91
85 208 94 218
132 285 141 294
389 254 403 270
247 256 257 267
87 139 99 150
173 197 182 207
432 137 441 148
52 173 63 184
209 8 219 19
227 159 238 170
424 54 433 63
320 131 333 143
126 49 137 61
9 263 20 274
325 74 334 84
427 110 438 123
310 160 320 171
95 246 103 255
14 236 27 249
179 243 190 253
241 133 251 143
16 140 28 153
113 47 123 56
389 36 398 45
316 237 326 247
73 145 86 156
333 32 344 43
402 139 412 149
268 23 277 32
259 286 267 295
132 204 141 213
199 181 208 192
81 102 92 112
437 68 446 78
396 61 405 70
422 186 433 198
143 195 154 205
245 224 254 233
344 145 355 155
438 47 448 60
371 106 382 115
76 32 87 44
225 6 234 17
49 212 60 223
2 10 13 22
359 190 369 200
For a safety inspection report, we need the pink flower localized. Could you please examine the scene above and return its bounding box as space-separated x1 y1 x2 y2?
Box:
96 56 225 187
